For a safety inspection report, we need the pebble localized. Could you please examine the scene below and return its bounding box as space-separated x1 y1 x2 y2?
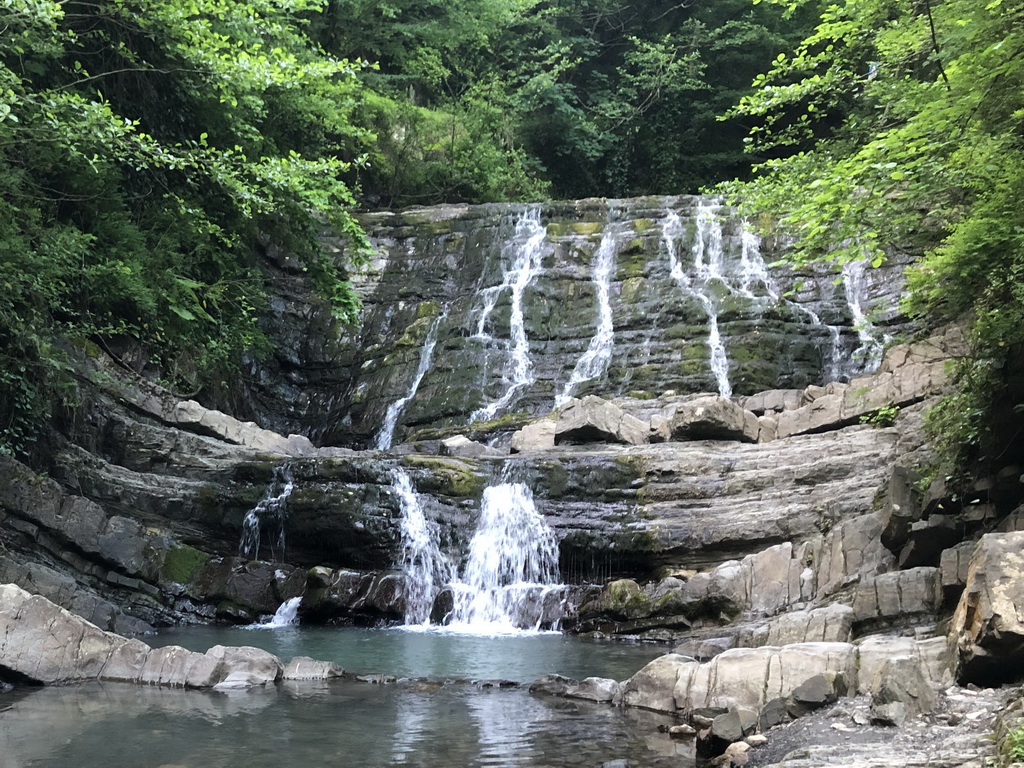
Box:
745 734 768 747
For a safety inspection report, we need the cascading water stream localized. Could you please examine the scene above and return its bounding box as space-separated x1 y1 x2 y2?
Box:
375 312 447 450
393 467 567 634
555 222 617 407
246 596 302 629
239 465 294 561
446 482 565 634
392 468 454 626
471 209 546 422
691 204 732 397
841 258 884 371
661 207 732 397
737 226 847 381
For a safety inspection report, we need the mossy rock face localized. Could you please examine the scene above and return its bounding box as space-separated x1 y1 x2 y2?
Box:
401 455 488 499
621 277 646 304
415 300 441 320
406 412 533 443
570 222 605 237
396 316 435 347
160 544 211 586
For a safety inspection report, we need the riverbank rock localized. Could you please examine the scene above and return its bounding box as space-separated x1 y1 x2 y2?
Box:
0 584 306 690
952 532 1024 684
283 656 344 680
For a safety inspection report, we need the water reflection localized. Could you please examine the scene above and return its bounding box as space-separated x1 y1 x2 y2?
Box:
0 682 693 768
150 626 661 683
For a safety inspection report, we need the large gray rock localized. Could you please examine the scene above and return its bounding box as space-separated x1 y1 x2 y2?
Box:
565 677 620 702
555 396 649 446
0 584 293 689
620 643 858 716
509 420 556 453
664 396 759 443
868 656 937 725
283 656 344 680
952 532 1024 683
775 328 965 440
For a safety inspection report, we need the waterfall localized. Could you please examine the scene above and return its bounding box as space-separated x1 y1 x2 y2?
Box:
392 468 454 625
446 482 565 634
661 207 732 397
393 471 567 634
376 312 446 450
471 209 546 422
247 596 302 629
555 224 617 407
239 465 294 561
841 258 884 371
737 226 778 300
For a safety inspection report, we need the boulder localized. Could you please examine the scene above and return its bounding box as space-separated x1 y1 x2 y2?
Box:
528 674 579 696
0 583 300 689
787 672 845 716
282 656 343 680
763 605 854 646
952 532 1024 683
618 654 696 712
665 397 759 443
670 643 857 716
939 541 975 602
867 656 937 725
509 420 556 453
207 645 283 689
439 435 503 458
879 465 924 553
555 396 648 446
565 677 620 703
739 389 803 415
0 584 133 684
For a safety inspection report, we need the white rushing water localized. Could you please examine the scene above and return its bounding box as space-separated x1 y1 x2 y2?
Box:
472 209 546 422
841 258 885 371
376 312 447 450
393 471 567 635
445 482 565 634
737 225 778 300
661 206 732 397
247 596 302 629
393 468 454 625
239 465 294 560
555 225 617 408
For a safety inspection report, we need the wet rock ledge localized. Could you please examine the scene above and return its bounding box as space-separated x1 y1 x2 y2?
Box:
0 584 339 689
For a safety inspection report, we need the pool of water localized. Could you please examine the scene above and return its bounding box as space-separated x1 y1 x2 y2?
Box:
0 680 694 768
0 628 688 767
149 625 664 682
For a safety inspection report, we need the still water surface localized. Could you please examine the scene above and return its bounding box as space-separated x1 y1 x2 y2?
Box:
0 628 693 768
150 625 662 681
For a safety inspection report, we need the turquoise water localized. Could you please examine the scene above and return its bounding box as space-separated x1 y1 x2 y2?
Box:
149 625 662 682
0 628 693 767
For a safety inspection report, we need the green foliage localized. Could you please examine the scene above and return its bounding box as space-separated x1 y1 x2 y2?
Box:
319 0 813 203
1001 723 1024 764
728 0 1024 474
0 0 370 457
860 403 900 428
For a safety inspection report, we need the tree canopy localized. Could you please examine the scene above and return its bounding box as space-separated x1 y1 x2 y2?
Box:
0 0 370 457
